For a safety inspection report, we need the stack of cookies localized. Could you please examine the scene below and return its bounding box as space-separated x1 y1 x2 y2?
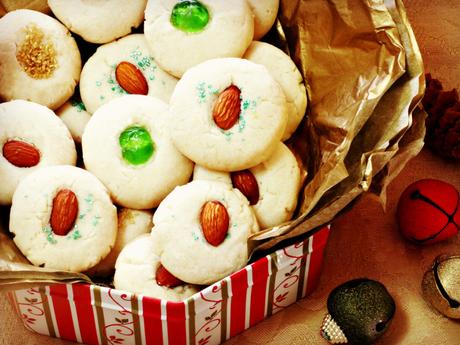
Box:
0 0 308 302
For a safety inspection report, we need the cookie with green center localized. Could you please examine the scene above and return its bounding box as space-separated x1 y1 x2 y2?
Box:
82 95 193 209
80 34 177 114
144 0 254 78
10 165 117 272
48 0 147 44
0 9 81 110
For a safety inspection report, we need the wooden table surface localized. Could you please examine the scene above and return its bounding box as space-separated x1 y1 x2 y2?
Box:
1 1 460 344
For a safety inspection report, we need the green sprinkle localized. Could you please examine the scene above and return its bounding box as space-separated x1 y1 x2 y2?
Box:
42 225 57 245
96 81 102 87
70 98 86 112
92 215 101 226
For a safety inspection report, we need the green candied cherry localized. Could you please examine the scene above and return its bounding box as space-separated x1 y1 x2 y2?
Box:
119 126 155 165
170 0 210 33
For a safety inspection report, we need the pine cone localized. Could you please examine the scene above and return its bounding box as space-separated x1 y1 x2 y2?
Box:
422 73 460 160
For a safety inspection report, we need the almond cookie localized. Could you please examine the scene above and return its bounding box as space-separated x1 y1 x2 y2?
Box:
80 34 177 114
193 143 301 229
82 95 193 209
246 0 279 40
170 58 288 171
152 180 259 285
0 9 81 110
0 100 76 205
86 208 153 277
144 0 254 78
114 234 198 301
48 0 147 44
244 41 307 140
10 165 117 272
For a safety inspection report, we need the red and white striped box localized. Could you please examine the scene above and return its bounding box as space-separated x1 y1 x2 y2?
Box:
8 226 330 345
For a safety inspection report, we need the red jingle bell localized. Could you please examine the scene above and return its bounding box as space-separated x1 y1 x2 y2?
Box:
396 179 460 244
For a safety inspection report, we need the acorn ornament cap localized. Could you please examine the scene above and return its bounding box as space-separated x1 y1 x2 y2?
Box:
321 279 395 345
422 254 460 319
396 179 460 244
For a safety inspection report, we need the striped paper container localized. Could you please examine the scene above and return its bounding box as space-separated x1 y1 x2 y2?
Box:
8 226 330 345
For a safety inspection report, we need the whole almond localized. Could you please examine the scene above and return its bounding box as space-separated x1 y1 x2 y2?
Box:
2 140 40 168
231 170 259 205
115 61 149 95
50 189 79 236
156 264 184 288
212 85 241 130
200 201 229 246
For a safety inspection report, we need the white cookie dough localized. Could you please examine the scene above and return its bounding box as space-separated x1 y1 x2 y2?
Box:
193 143 301 229
80 34 177 114
152 180 259 285
0 9 81 110
10 165 117 272
56 95 91 143
114 234 198 301
170 58 288 172
246 0 279 40
0 100 76 205
82 95 194 209
48 0 147 44
86 208 153 277
244 41 307 140
144 0 254 78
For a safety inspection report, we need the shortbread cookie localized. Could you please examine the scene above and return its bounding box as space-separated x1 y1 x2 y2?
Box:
170 58 287 171
48 0 147 44
193 143 301 229
0 100 76 205
114 234 198 301
82 95 193 209
246 0 279 40
244 41 307 140
152 180 259 285
80 34 177 114
86 208 153 277
10 165 117 272
144 0 254 77
0 9 81 110
56 94 91 143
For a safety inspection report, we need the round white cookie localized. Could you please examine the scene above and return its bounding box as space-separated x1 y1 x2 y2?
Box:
170 58 288 172
0 9 81 110
48 0 147 44
10 165 117 272
246 0 279 40
144 0 254 78
87 208 154 277
114 234 198 301
0 100 76 205
80 34 178 114
56 95 91 143
244 41 307 140
152 180 259 285
82 95 193 209
193 143 301 229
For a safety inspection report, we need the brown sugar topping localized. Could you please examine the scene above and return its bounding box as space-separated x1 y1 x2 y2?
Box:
15 23 58 79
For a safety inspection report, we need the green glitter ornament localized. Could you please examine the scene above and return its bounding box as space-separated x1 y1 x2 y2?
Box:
119 126 154 165
321 279 395 345
170 0 209 33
